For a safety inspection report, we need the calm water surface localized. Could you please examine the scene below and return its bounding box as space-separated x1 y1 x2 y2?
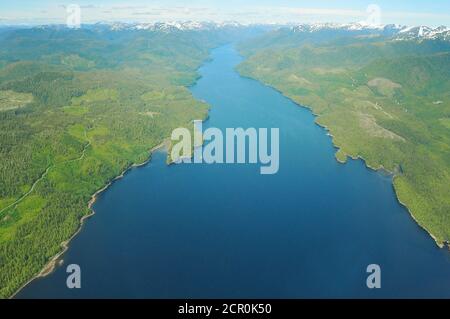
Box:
18 45 450 298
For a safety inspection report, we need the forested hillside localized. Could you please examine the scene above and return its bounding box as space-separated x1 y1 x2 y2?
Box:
238 29 450 247
0 26 228 298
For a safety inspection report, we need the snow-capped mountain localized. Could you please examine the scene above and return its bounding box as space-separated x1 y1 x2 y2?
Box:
290 22 450 41
394 25 450 40
106 21 243 32
26 21 450 42
107 21 450 41
291 22 403 33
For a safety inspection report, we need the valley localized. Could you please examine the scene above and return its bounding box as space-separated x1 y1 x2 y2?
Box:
0 21 449 298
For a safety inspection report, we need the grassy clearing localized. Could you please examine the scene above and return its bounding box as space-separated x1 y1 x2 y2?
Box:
0 90 33 111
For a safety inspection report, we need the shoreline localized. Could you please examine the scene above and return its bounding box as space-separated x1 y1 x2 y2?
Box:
9 50 212 299
315 113 448 250
240 72 448 251
9 141 167 299
9 47 448 298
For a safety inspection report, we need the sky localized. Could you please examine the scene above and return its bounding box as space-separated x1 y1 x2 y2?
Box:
1 0 450 27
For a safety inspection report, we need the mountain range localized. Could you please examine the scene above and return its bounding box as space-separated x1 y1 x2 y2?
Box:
24 21 450 43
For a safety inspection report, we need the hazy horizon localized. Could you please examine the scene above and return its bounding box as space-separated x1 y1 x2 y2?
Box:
1 1 450 27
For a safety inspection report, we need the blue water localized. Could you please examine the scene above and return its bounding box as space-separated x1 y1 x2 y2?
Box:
17 45 450 298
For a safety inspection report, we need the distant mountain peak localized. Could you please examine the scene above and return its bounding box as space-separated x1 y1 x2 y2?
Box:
290 22 450 41
101 21 244 32
15 21 450 42
395 25 450 40
291 22 404 33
